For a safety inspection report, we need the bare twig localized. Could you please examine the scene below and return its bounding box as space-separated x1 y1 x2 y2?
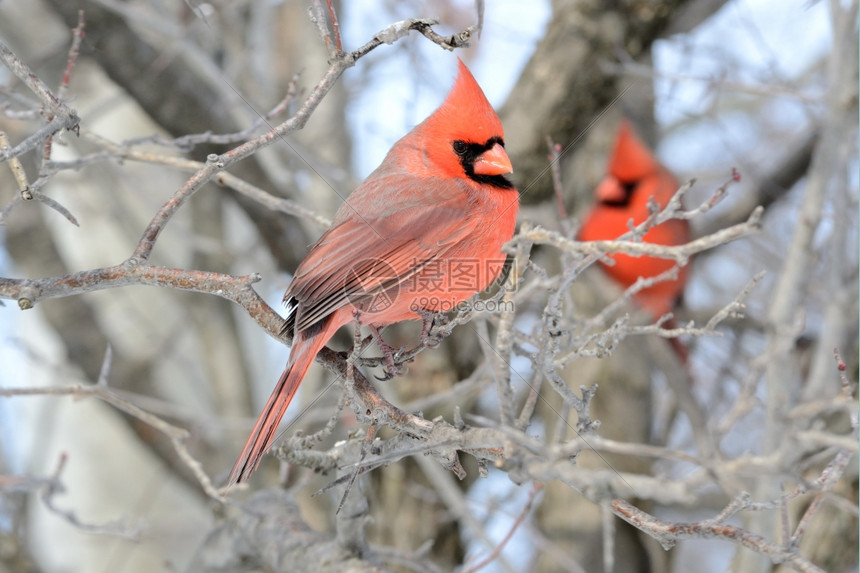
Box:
545 136 570 231
326 0 343 55
57 11 85 102
39 454 141 538
611 499 825 573
464 483 543 572
0 39 80 162
131 18 475 262
68 132 331 228
39 9 85 176
0 131 29 195
1 346 225 500
1 379 225 500
523 205 762 266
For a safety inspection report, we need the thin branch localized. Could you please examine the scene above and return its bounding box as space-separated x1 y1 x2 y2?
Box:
415 454 519 573
0 263 287 342
326 0 343 55
309 0 336 57
464 483 543 572
38 9 85 177
39 453 141 538
0 115 76 162
523 205 762 266
0 39 80 162
0 131 29 195
57 10 85 102
70 133 331 228
545 136 570 231
131 18 475 261
1 377 225 501
611 499 825 573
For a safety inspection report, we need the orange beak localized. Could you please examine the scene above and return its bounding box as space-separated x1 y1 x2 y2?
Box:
473 142 513 176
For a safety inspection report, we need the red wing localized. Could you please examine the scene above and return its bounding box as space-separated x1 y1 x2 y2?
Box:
285 177 474 333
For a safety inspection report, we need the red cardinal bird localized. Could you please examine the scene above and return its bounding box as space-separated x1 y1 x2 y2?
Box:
579 121 690 322
227 59 518 485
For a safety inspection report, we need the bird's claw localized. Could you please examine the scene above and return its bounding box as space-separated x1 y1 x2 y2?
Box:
372 334 408 380
375 369 397 382
422 332 444 349
375 348 407 380
418 309 447 348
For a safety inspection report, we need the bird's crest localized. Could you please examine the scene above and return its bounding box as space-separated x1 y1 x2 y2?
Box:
608 121 660 182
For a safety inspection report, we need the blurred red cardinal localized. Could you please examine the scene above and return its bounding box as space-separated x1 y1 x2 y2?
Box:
579 121 690 322
227 60 518 485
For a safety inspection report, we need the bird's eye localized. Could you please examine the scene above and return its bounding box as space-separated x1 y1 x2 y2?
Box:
452 141 468 156
620 180 637 195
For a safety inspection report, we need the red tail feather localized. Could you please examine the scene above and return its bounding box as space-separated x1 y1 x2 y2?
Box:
226 324 334 485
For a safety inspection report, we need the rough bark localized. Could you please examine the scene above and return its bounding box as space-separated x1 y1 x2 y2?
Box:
500 0 696 205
